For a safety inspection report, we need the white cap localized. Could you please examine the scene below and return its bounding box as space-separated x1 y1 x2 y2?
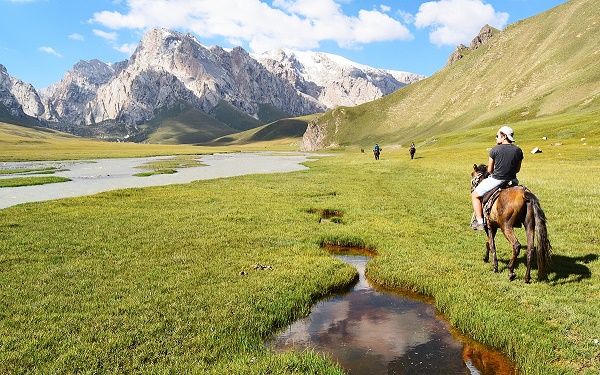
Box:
499 126 515 142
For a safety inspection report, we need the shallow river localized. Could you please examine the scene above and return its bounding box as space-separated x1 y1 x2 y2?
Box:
0 152 312 209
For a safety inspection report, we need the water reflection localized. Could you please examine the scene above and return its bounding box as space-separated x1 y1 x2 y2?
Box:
269 254 515 374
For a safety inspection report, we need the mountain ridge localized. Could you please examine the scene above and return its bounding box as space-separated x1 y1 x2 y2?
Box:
0 29 424 142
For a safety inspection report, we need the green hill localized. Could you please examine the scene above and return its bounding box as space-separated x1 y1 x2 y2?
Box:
307 0 599 149
209 114 319 146
140 100 295 144
137 103 238 144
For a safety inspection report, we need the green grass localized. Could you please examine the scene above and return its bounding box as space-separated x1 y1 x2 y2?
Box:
0 121 231 162
133 155 207 177
210 114 318 146
0 176 71 188
0 168 62 176
1 119 599 373
133 169 178 177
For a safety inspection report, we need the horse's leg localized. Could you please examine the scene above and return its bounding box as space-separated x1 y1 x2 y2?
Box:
488 227 499 273
483 241 490 263
501 225 521 281
523 205 536 283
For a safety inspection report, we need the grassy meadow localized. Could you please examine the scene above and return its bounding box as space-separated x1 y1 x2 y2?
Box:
1 113 599 374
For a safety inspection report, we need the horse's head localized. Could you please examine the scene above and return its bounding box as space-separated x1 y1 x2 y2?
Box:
471 163 489 192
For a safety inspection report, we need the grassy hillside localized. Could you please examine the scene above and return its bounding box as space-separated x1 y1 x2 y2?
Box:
139 103 238 144
209 114 319 147
310 0 599 148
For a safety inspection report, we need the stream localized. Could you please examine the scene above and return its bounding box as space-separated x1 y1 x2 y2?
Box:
269 251 516 374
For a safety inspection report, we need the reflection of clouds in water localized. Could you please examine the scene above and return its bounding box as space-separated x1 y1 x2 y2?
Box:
276 256 434 362
336 255 371 290
277 298 350 346
281 296 431 361
272 255 513 374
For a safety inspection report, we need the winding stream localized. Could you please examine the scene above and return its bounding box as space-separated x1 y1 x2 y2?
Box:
269 250 515 374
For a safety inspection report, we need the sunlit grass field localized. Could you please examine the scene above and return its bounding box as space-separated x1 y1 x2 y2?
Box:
1 115 599 374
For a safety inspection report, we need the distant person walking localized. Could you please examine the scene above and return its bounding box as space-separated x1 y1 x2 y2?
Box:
373 144 381 160
409 142 416 159
471 126 524 230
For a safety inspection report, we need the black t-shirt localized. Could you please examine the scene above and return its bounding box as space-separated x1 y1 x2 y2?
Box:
490 144 524 180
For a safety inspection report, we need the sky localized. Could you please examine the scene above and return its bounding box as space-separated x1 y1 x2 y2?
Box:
0 0 567 90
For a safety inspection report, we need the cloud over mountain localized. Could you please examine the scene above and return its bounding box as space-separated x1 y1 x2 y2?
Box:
90 0 413 53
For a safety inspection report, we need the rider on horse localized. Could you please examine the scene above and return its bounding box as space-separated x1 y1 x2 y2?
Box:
471 126 524 230
373 144 380 160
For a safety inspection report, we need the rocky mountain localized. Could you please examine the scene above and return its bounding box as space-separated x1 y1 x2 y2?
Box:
40 59 124 125
0 28 424 141
256 49 424 108
0 64 44 121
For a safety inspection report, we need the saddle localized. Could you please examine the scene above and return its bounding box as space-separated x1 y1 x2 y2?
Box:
481 180 516 219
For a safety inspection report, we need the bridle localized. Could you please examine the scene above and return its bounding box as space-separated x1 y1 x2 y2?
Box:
471 172 486 192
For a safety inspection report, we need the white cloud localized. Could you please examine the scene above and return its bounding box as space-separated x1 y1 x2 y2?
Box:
69 33 85 41
414 0 508 46
93 29 118 41
39 46 61 57
90 0 413 54
114 43 137 54
380 5 391 13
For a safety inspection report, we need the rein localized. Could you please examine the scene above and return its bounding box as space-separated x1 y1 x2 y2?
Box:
471 172 485 192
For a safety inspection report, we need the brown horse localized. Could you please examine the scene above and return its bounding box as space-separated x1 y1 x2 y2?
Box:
471 164 552 283
409 147 415 159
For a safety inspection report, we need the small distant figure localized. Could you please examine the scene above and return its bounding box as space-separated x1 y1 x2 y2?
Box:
373 144 381 160
409 142 416 159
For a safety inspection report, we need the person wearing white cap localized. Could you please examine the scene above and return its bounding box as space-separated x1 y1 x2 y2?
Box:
470 126 524 230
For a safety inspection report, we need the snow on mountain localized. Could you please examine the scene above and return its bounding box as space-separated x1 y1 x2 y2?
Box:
256 49 425 108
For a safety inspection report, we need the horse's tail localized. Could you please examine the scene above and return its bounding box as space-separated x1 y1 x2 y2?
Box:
526 190 552 279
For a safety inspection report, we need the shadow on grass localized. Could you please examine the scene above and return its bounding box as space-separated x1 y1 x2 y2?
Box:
548 254 596 284
495 253 596 284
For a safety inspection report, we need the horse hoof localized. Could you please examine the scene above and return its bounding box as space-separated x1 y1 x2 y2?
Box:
509 274 516 281
483 257 489 263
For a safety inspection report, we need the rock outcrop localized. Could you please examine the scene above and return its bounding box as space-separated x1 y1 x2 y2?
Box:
445 25 499 68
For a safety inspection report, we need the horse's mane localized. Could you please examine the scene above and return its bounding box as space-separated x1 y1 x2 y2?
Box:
475 164 489 177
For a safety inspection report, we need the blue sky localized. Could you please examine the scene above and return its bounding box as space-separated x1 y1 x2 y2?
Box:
1 0 567 89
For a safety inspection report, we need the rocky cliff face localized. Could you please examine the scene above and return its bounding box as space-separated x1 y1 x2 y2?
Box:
0 64 44 119
40 59 120 124
48 29 324 128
